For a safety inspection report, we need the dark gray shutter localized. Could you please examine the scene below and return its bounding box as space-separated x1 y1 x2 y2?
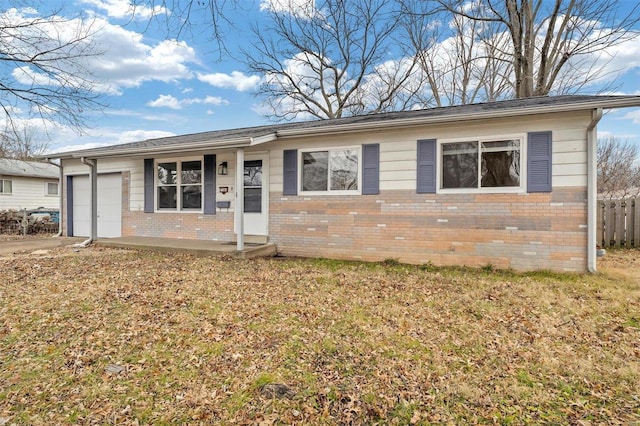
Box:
361 143 380 195
283 149 298 195
144 158 154 213
66 176 74 236
527 131 552 193
203 154 216 214
417 139 436 193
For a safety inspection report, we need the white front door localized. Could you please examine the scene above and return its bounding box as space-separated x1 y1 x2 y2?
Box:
242 154 268 236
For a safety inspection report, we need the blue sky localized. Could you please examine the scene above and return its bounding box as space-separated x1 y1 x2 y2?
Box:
4 0 640 153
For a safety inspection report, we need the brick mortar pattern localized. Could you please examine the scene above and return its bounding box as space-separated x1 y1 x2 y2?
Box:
269 188 588 272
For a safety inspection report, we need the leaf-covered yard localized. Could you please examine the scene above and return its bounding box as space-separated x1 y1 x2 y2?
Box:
1 245 639 425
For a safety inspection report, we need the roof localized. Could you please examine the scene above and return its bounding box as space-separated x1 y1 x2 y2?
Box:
0 158 59 179
44 95 640 160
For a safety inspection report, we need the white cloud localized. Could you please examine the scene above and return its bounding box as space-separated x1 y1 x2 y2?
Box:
621 108 640 125
147 94 229 110
147 94 182 109
2 9 199 96
197 71 261 92
79 0 167 20
118 129 175 143
260 0 317 18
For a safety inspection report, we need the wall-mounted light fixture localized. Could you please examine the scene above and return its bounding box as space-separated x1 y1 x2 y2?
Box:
218 161 228 175
219 186 229 194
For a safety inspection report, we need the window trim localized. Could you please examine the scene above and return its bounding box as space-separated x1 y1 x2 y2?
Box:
436 134 527 194
154 156 204 212
298 146 362 195
46 181 59 196
0 179 12 195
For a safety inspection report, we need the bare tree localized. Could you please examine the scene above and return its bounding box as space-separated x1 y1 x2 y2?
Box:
0 4 104 144
436 0 640 99
244 0 421 120
597 137 640 200
0 124 48 160
128 0 238 56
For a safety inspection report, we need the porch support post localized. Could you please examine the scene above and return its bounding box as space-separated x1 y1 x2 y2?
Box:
235 148 244 251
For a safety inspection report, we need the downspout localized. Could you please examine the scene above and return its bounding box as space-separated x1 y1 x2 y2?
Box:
587 108 603 273
74 157 97 247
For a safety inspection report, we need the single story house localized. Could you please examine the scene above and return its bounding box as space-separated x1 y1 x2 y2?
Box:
44 95 640 272
0 158 60 210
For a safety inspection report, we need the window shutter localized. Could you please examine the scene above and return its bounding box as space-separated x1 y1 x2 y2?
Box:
144 158 154 213
417 139 436 193
527 131 552 193
203 154 216 214
283 149 298 195
361 143 380 195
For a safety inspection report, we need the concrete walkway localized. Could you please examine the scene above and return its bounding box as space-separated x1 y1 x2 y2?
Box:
0 236 277 259
0 237 84 255
94 236 277 259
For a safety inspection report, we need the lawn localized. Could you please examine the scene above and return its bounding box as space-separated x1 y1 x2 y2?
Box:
1 246 639 425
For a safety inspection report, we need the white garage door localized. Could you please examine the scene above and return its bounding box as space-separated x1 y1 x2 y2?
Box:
72 173 122 238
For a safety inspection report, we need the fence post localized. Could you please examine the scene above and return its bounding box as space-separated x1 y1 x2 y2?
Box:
597 200 604 247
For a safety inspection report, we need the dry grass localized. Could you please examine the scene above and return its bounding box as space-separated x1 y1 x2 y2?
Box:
1 246 639 425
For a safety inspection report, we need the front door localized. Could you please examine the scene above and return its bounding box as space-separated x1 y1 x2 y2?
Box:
242 153 268 237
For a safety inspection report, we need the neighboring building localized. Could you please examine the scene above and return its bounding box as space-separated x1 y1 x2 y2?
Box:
45 95 640 272
0 158 60 210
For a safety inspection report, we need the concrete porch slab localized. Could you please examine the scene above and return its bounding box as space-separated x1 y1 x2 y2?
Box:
94 236 277 259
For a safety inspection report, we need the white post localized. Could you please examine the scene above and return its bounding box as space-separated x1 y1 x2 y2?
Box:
235 148 244 251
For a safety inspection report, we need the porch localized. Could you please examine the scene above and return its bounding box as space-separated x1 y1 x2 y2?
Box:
94 236 277 259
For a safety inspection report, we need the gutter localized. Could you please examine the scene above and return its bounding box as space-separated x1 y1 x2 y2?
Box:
74 157 97 248
587 108 603 273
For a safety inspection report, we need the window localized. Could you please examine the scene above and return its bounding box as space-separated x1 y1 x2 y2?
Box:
46 182 59 196
301 148 359 193
440 138 522 191
0 179 12 194
157 160 202 210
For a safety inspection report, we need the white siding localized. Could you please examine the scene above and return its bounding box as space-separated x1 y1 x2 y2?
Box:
63 158 143 211
0 176 59 210
266 110 591 192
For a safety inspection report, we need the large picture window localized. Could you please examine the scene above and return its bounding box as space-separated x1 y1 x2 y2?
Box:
157 160 202 210
301 148 359 193
441 138 522 191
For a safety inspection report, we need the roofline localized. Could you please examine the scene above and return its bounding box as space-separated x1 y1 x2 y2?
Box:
0 172 59 179
43 96 640 160
276 97 640 138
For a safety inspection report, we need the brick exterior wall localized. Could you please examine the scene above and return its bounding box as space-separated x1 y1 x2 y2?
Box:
67 170 588 271
122 210 235 241
269 188 588 272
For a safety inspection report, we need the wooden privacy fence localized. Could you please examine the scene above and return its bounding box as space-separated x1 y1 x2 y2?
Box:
597 198 640 248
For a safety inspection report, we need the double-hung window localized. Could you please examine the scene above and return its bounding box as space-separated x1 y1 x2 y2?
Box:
440 137 523 192
301 148 360 194
46 182 59 196
157 159 203 211
0 179 12 194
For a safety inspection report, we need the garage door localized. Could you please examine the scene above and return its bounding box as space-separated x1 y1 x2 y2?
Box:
72 173 122 238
